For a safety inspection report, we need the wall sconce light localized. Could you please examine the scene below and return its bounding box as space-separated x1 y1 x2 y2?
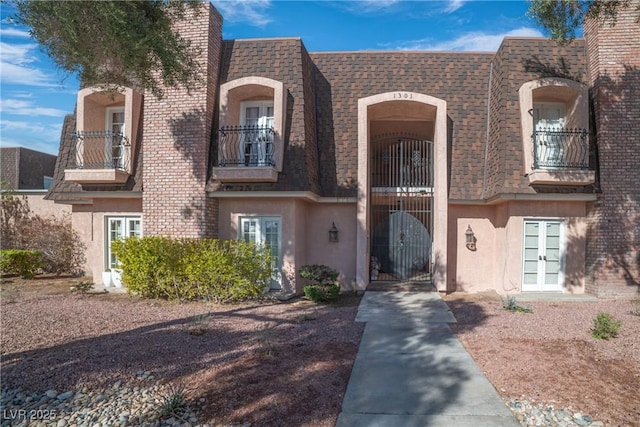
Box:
329 222 339 242
465 224 476 251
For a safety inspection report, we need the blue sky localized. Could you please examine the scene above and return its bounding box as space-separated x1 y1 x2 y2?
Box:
0 0 550 155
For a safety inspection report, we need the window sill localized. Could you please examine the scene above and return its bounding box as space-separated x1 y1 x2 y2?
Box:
211 166 278 183
527 169 595 186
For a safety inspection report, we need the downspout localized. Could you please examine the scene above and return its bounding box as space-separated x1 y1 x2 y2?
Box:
312 62 322 195
481 60 494 200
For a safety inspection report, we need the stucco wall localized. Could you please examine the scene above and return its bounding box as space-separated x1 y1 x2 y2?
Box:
10 191 71 219
449 201 588 295
72 198 142 283
218 198 302 293
304 203 357 290
218 198 357 293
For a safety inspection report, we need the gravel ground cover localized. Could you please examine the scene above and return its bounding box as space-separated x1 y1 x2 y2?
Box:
443 292 640 427
0 276 364 426
3 277 639 427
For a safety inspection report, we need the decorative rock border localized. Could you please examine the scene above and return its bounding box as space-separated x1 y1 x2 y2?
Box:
507 397 604 427
1 381 202 427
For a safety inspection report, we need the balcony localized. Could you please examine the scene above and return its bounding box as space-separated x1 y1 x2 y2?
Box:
64 131 131 184
211 125 278 183
528 128 595 186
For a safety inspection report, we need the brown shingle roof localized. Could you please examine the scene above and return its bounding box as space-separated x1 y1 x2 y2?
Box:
310 51 494 199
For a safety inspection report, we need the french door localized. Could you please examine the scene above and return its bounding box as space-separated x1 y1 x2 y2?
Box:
533 102 566 168
240 216 281 290
106 216 142 270
106 107 126 169
522 220 564 292
240 101 274 166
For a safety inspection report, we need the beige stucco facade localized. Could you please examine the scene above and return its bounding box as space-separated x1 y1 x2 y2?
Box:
357 91 448 291
449 199 590 295
10 190 71 219
216 195 357 293
71 197 142 283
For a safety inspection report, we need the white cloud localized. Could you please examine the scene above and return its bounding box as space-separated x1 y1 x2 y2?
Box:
0 98 67 117
443 0 466 13
210 0 273 27
394 26 544 52
0 61 59 87
355 0 402 11
0 41 38 65
0 41 62 87
0 119 63 155
0 27 31 38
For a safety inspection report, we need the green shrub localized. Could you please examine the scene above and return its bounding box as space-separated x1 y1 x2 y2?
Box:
303 284 340 303
299 264 339 286
112 236 271 302
501 295 533 313
299 264 340 303
0 249 43 278
592 312 622 340
70 281 94 294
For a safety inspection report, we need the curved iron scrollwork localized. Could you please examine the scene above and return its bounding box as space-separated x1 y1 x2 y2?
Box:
217 125 275 167
71 131 130 171
533 127 590 170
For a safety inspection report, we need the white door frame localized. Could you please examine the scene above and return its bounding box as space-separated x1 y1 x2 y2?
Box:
239 216 282 290
522 219 565 292
106 216 142 270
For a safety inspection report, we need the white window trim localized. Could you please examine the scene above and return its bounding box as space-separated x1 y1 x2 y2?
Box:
238 215 282 290
106 106 126 133
521 218 565 292
239 101 274 127
105 216 142 271
518 78 589 176
218 76 286 172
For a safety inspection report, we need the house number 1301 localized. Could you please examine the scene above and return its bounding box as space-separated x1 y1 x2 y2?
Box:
393 92 413 99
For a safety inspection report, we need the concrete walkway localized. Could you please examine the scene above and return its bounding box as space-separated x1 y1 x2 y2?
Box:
336 290 520 427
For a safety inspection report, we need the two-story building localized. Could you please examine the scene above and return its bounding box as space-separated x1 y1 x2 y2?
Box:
46 3 640 297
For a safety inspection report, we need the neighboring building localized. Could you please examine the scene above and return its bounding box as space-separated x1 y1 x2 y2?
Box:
1 147 70 219
1 147 56 190
46 3 639 297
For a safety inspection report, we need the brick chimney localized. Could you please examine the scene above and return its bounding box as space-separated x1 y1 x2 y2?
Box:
584 2 640 297
142 4 222 238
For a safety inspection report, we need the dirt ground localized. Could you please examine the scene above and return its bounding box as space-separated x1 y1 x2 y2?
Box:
2 276 639 426
442 291 640 427
0 275 364 426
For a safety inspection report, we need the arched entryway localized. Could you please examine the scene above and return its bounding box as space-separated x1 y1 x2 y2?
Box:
356 92 448 290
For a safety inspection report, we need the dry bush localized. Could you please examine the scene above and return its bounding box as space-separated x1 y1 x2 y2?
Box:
1 192 85 276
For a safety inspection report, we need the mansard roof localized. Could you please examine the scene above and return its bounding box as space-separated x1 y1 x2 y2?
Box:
48 34 593 202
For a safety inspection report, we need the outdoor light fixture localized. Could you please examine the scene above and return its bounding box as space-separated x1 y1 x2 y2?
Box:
465 224 476 251
329 222 339 242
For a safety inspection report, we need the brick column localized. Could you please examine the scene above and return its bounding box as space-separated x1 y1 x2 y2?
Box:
142 4 222 238
584 3 640 297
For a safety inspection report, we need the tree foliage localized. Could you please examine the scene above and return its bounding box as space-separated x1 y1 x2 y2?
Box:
8 0 203 98
527 0 639 44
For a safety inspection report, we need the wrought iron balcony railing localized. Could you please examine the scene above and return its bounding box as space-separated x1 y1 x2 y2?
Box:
71 131 130 171
216 125 275 167
533 128 590 170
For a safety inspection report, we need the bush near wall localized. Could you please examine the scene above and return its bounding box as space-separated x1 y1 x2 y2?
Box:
0 249 43 278
1 191 85 276
112 236 272 302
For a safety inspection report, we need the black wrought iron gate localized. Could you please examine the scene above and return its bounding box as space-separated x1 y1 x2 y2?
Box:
370 135 434 281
